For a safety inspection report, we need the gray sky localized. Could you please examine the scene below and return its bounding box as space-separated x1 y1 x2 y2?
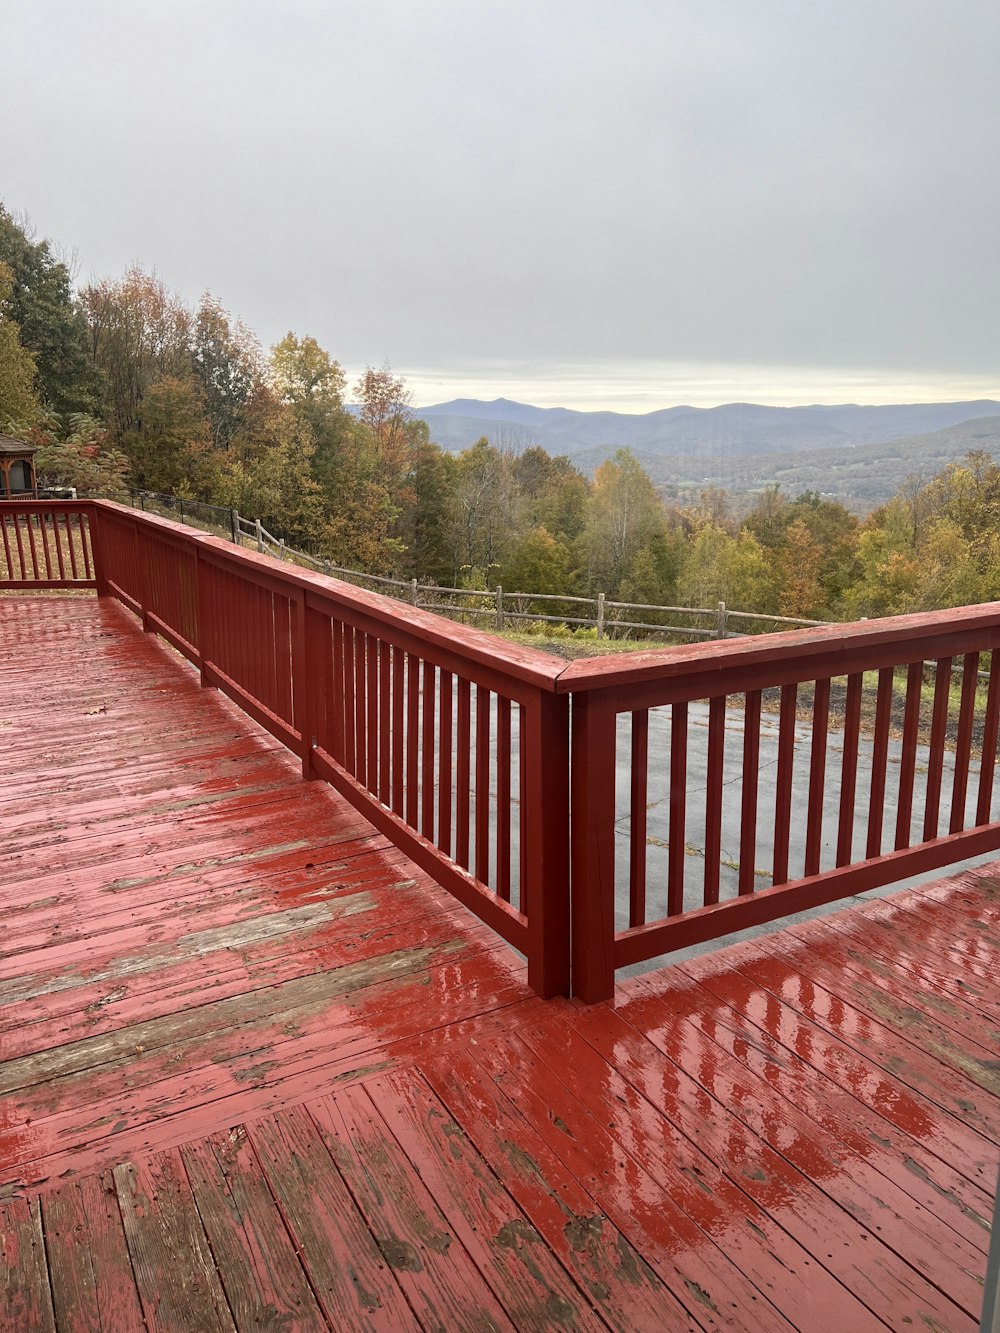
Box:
3 0 998 409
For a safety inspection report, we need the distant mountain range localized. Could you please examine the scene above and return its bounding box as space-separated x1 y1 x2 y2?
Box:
416 396 1000 462
415 396 1000 511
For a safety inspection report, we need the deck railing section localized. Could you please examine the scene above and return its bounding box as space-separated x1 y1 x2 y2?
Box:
0 501 95 589
85 501 572 997
562 609 1000 1000
6 500 1000 1004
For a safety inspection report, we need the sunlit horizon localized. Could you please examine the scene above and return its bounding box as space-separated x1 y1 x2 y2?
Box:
376 361 1000 415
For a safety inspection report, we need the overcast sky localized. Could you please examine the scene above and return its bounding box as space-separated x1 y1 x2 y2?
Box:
3 0 998 410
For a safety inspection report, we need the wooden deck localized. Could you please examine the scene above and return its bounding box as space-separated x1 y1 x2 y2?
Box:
2 595 998 1332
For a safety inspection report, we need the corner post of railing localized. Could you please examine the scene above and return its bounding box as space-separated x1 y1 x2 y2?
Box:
88 502 110 597
294 589 320 780
136 514 154 632
570 688 618 1002
195 543 212 687
523 688 571 997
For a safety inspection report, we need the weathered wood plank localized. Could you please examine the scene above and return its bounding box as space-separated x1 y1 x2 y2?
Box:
181 1129 330 1332
0 1196 56 1333
43 1173 146 1333
247 1105 418 1331
308 1083 515 1331
114 1149 237 1332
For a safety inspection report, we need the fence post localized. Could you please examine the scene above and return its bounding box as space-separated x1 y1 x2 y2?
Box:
139 491 146 512
570 691 618 1002
410 578 419 606
716 600 728 639
496 585 504 632
255 519 264 553
523 691 571 997
596 592 605 640
230 509 239 544
279 538 286 561
179 499 186 525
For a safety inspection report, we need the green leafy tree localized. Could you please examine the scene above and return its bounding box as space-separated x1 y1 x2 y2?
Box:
0 262 42 429
581 448 667 595
0 204 96 416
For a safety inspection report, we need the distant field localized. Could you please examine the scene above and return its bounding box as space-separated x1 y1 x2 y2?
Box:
651 415 1000 513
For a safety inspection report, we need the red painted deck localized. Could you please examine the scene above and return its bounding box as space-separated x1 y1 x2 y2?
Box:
2 595 998 1331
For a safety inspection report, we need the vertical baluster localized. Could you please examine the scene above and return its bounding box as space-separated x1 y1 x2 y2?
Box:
739 690 762 894
405 653 420 826
79 512 93 580
0 514 14 579
421 660 436 838
23 514 40 579
331 619 345 766
772 683 798 885
366 634 379 794
353 627 367 786
668 702 689 915
496 695 511 900
342 623 358 776
866 667 894 857
950 653 979 834
391 645 405 815
379 642 392 806
894 662 924 849
836 673 863 866
805 677 830 876
438 671 454 854
703 695 726 905
976 652 1000 826
455 677 472 868
923 658 952 840
629 709 648 927
475 685 491 884
12 515 28 579
65 514 79 580
52 515 67 582
39 514 53 580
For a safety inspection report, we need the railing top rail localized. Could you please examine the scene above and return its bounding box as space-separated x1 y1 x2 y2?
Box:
558 600 1000 695
91 500 566 691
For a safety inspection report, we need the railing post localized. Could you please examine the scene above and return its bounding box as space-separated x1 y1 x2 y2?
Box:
295 591 321 780
522 691 571 997
230 509 239 544
195 544 212 686
410 578 419 606
137 519 154 632
570 690 618 1002
596 592 605 639
255 519 264 553
496 585 504 632
279 538 286 561
88 504 110 597
716 600 728 639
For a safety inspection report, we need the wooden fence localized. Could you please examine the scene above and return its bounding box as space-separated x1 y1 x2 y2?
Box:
6 498 1000 1003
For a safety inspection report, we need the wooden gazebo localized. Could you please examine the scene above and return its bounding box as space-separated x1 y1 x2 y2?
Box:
0 434 38 499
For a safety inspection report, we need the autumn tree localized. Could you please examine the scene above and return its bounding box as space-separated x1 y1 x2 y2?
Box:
580 448 667 595
0 261 41 429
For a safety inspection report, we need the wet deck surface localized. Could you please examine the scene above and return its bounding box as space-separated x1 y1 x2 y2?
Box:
2 595 998 1332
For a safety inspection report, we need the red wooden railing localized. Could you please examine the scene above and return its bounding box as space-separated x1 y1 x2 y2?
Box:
0 501 95 589
88 501 571 998
5 500 1000 1003
564 612 1000 999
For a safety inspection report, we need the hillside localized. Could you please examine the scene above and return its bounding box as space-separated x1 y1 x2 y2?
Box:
647 415 1000 511
419 396 1000 462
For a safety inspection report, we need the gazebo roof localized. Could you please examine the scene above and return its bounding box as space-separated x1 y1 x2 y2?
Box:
0 435 36 457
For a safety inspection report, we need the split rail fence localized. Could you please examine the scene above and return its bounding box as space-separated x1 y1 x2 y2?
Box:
5 499 1000 1002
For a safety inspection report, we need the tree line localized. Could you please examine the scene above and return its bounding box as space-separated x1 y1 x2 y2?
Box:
2 201 998 626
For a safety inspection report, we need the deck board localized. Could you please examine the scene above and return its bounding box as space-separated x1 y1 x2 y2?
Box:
1 595 998 1331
